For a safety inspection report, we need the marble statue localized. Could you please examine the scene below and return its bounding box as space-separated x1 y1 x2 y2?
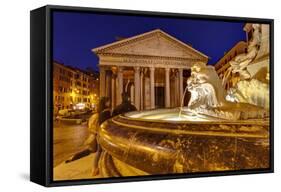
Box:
222 24 261 86
183 62 268 120
220 23 270 110
187 62 226 110
226 79 269 109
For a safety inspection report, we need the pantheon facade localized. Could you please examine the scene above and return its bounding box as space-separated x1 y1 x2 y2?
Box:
92 29 208 110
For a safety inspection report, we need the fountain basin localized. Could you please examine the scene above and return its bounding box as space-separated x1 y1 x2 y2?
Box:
99 108 269 176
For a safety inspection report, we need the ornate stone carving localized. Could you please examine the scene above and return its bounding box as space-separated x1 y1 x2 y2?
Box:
183 62 269 120
222 24 262 85
187 62 226 109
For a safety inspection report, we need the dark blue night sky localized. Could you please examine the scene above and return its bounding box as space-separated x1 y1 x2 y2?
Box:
52 11 246 71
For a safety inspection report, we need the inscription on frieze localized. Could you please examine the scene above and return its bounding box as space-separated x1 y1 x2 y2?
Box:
122 58 186 66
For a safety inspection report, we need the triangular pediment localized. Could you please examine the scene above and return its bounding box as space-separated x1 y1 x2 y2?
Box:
92 29 208 61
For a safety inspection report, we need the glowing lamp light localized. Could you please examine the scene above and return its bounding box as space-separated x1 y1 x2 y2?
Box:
75 103 85 110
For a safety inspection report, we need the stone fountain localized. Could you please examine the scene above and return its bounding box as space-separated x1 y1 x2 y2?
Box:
97 25 270 178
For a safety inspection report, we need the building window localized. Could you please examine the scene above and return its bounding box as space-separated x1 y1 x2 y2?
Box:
76 81 81 86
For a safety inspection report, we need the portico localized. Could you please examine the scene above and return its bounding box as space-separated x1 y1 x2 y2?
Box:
92 29 208 110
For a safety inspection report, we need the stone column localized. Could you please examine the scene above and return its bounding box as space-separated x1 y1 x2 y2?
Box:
130 84 135 105
165 68 170 108
105 70 112 98
170 69 175 107
175 70 179 106
179 68 184 103
150 67 155 109
116 67 123 106
134 66 141 110
111 73 116 110
99 66 106 97
140 69 144 110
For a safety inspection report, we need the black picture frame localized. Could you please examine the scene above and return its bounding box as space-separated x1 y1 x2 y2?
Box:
30 4 274 187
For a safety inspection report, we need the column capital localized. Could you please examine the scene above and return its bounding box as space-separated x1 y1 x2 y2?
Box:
150 67 155 71
165 68 170 72
100 66 106 72
134 66 140 71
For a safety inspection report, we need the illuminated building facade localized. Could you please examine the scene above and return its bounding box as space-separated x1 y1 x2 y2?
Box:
92 29 208 110
215 41 248 89
53 61 99 114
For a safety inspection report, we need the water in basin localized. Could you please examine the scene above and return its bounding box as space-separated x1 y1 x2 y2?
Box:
126 108 221 122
